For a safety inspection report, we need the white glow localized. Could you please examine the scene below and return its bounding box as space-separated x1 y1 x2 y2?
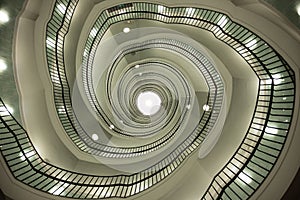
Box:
217 16 228 28
0 58 7 72
5 105 14 114
246 39 257 50
57 3 67 14
272 74 284 85
92 134 99 141
20 151 35 161
158 5 165 13
0 9 9 24
90 27 98 37
297 4 300 16
238 172 252 184
123 27 130 33
138 72 142 76
83 48 88 57
46 37 56 49
186 104 191 110
185 8 195 16
203 104 210 111
49 183 69 195
109 124 115 129
266 127 278 134
145 99 153 107
0 107 8 116
263 79 272 85
58 106 66 114
134 64 140 69
137 91 161 116
283 97 287 100
274 78 283 85
272 74 281 79
0 104 14 116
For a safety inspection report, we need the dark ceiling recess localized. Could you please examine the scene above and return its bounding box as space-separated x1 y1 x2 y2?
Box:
282 168 300 200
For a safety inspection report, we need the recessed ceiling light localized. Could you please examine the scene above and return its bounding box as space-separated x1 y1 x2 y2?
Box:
0 9 9 24
123 27 130 33
297 4 300 16
92 134 99 141
0 58 7 72
134 64 140 69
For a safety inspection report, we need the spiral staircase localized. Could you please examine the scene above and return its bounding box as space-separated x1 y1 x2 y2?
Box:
0 0 299 199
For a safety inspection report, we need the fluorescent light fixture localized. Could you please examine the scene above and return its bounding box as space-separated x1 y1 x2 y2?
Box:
0 9 9 24
0 58 7 72
92 134 99 141
123 27 130 33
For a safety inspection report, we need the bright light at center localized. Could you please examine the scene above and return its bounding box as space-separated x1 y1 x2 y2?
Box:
123 27 130 33
92 134 99 141
145 99 153 107
137 91 161 116
297 4 300 16
203 104 210 111
0 9 9 24
0 58 7 72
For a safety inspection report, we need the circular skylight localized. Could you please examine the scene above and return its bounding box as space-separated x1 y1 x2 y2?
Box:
137 91 161 116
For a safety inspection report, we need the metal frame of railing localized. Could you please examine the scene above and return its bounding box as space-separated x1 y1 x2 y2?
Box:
46 1 223 158
0 1 295 199
0 97 215 198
